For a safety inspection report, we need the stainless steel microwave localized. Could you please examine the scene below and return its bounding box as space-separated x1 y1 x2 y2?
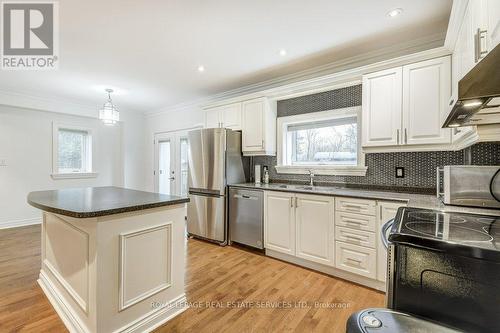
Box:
437 165 500 209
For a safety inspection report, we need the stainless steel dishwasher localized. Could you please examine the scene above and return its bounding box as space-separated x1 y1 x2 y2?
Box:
228 187 264 249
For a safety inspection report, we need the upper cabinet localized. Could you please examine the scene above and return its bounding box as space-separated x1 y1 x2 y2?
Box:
362 67 402 147
402 57 451 145
204 102 242 130
204 98 276 156
241 98 276 156
362 56 451 149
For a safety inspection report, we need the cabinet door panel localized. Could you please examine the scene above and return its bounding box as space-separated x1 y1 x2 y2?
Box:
295 194 334 266
264 191 295 255
362 68 402 147
221 103 242 130
205 109 220 128
242 99 264 151
402 56 451 145
377 202 404 282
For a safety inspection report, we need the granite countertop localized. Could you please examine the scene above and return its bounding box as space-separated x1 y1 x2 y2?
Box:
229 183 500 216
27 186 189 218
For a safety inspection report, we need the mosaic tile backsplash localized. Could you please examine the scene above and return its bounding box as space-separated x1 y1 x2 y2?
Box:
253 143 500 190
262 86 500 191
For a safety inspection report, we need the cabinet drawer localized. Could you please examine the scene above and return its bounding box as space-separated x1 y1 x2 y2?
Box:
335 211 376 232
335 226 375 248
335 197 376 216
335 241 376 279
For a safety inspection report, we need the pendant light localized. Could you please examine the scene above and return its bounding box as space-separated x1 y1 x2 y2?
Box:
98 88 119 125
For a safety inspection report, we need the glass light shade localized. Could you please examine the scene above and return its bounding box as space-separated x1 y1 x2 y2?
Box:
99 101 119 125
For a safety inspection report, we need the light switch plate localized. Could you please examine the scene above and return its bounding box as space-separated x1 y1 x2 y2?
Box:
396 167 405 178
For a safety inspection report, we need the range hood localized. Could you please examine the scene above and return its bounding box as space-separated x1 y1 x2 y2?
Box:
443 43 500 128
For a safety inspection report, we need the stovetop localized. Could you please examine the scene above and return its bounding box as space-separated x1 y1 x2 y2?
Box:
390 207 500 261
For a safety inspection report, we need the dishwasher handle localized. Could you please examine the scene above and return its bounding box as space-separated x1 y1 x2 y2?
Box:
233 194 258 200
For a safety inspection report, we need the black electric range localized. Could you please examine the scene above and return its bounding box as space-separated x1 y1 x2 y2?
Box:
389 207 500 261
386 207 500 333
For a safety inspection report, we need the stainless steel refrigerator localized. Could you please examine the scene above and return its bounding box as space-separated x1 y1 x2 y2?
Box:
187 128 247 245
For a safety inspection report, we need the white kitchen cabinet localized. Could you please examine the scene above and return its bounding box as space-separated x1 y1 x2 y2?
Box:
264 191 295 255
241 98 276 156
295 194 334 266
204 102 242 130
362 56 452 149
362 67 402 147
376 201 404 282
402 57 451 145
335 241 377 279
486 0 500 50
205 108 221 128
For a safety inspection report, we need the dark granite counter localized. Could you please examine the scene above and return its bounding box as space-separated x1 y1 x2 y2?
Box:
27 186 189 218
229 183 500 216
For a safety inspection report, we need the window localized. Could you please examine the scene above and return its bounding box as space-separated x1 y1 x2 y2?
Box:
276 107 366 176
52 123 96 179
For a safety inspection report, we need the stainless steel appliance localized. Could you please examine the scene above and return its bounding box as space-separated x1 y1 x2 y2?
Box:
443 43 500 127
228 188 263 249
437 165 500 209
381 207 500 333
187 128 247 245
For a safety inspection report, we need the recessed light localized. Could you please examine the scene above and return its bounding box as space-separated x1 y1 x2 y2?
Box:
197 65 205 72
387 8 403 17
279 49 287 56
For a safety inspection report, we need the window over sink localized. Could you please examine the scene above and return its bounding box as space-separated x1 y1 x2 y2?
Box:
276 106 367 176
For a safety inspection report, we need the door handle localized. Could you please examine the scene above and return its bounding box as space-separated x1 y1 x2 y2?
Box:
397 129 400 145
169 177 175 181
404 128 408 144
290 197 294 208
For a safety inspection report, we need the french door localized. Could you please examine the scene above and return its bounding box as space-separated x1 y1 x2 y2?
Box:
154 128 197 196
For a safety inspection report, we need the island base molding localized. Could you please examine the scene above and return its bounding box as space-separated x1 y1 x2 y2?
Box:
265 249 386 292
38 204 187 333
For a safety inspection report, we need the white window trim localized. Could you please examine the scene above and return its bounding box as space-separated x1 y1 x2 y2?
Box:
276 106 367 176
51 122 98 180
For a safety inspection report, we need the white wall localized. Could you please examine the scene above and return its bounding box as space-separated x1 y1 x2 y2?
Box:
0 105 146 229
144 105 204 191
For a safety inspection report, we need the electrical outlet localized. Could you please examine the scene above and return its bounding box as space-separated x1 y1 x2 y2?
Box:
0 159 7 167
396 167 405 178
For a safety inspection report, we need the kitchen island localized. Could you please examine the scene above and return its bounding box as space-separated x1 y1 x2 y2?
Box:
27 186 189 333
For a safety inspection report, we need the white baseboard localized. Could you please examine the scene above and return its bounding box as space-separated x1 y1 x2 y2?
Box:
117 294 188 333
38 270 91 333
266 249 386 292
0 217 42 230
39 269 187 333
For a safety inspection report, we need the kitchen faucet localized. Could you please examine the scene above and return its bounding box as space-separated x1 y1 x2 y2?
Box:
308 170 315 186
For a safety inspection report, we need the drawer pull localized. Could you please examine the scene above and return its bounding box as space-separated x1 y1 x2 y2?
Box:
346 258 363 266
345 235 365 241
344 218 363 225
344 203 364 209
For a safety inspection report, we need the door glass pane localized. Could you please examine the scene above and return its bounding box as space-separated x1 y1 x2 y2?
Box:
180 138 189 196
158 141 172 195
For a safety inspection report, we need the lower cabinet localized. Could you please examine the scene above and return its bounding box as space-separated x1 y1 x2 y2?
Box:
377 201 404 282
335 241 377 279
295 194 334 266
264 191 295 255
264 191 335 266
264 190 406 290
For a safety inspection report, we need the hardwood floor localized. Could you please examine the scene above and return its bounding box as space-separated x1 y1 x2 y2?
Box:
0 225 384 332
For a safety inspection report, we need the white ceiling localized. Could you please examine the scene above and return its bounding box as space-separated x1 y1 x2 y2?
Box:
0 0 452 113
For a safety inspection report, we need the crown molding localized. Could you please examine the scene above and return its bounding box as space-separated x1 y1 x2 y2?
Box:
443 0 469 51
147 32 446 117
0 89 142 119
